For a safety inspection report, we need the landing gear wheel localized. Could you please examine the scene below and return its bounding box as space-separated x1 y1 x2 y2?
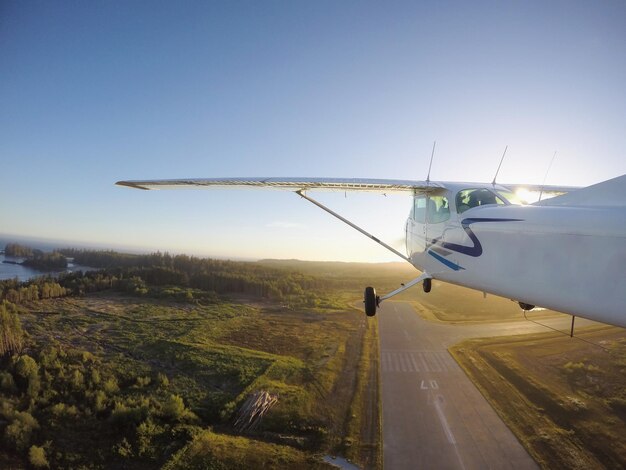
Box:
423 278 432 293
364 287 379 317
518 302 535 311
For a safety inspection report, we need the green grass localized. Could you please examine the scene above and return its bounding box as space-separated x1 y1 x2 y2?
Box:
2 285 379 469
162 428 334 470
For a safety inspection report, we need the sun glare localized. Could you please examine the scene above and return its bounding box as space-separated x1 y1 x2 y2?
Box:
515 189 541 204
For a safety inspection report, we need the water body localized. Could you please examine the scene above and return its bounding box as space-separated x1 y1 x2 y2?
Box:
0 254 94 282
0 235 101 281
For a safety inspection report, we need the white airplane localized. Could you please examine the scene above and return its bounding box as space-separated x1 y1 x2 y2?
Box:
117 174 626 328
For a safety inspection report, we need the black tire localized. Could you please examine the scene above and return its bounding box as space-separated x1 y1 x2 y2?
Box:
518 302 535 311
364 287 377 317
423 278 432 293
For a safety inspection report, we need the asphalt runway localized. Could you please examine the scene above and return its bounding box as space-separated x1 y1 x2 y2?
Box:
377 301 591 470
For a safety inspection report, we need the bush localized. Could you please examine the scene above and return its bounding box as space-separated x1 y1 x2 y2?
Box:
0 371 16 393
162 395 187 421
110 400 149 430
93 390 108 412
156 372 169 388
103 377 120 394
136 419 163 457
4 411 39 451
135 376 151 388
69 369 84 392
14 355 39 380
29 445 49 468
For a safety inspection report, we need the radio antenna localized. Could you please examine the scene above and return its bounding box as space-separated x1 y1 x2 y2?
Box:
492 145 508 186
538 151 557 202
426 141 436 185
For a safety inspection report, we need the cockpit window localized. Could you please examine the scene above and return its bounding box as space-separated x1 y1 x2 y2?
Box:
413 196 427 223
427 195 450 223
456 189 506 214
413 195 450 223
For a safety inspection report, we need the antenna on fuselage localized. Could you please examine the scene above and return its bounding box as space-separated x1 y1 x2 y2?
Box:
538 151 557 202
491 145 508 186
426 141 436 186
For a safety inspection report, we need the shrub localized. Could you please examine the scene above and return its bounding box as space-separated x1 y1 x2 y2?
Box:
135 376 151 388
110 401 149 430
0 371 16 393
93 390 108 412
4 411 39 451
136 419 163 457
69 370 84 392
15 355 39 380
28 445 49 468
162 395 187 421
89 369 101 387
103 377 120 394
156 372 169 388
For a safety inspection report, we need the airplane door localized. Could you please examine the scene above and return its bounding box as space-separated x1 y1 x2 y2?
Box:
408 195 427 255
425 195 450 247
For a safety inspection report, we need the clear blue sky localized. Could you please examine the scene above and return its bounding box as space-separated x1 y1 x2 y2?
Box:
1 1 625 261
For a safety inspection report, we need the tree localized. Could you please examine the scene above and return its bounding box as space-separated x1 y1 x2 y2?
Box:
4 411 39 451
14 354 40 398
4 243 33 257
0 301 24 356
29 445 49 468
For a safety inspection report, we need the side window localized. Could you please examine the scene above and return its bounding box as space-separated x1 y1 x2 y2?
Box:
456 189 506 214
413 196 427 223
427 195 450 223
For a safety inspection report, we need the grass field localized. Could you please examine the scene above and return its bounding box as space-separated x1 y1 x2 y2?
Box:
451 326 626 469
0 283 383 469
260 259 553 324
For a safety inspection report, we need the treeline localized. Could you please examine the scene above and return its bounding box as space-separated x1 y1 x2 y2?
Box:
0 277 69 304
1 250 341 308
4 243 33 257
22 251 67 270
4 243 68 270
61 249 335 300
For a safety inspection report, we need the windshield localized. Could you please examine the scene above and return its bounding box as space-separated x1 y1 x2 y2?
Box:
495 190 527 205
456 188 507 213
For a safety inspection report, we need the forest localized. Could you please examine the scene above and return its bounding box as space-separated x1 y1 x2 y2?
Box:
0 246 393 469
3 244 67 270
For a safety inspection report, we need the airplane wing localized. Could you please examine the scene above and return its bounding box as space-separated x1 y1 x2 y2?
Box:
116 177 445 193
500 183 580 194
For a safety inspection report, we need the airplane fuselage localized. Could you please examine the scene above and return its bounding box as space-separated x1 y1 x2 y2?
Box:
406 187 626 327
117 173 626 328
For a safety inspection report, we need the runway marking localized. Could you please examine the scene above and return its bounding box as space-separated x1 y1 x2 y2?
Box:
419 379 439 390
435 396 456 444
434 396 467 470
399 354 407 372
381 351 453 373
427 353 441 372
409 353 420 372
393 353 401 372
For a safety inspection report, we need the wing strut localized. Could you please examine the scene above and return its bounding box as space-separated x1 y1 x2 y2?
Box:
295 190 410 262
379 272 431 301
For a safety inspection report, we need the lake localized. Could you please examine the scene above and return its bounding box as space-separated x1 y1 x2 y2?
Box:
0 254 94 281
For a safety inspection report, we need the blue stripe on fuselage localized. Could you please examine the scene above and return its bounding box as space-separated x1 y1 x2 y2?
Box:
428 250 465 271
